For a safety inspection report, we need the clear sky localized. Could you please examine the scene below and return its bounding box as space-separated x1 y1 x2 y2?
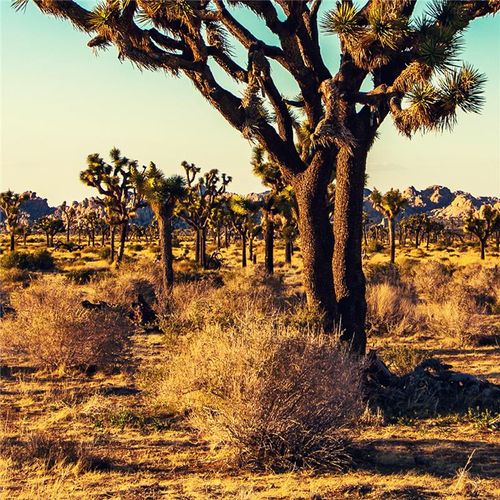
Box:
1 1 499 206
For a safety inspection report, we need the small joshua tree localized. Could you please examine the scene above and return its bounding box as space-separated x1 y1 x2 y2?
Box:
133 163 186 292
35 215 65 247
464 204 499 260
228 195 261 268
179 162 231 269
0 190 29 251
80 148 143 264
59 201 77 243
252 146 286 274
370 188 407 264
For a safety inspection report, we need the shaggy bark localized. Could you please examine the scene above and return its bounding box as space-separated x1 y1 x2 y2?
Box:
333 149 368 354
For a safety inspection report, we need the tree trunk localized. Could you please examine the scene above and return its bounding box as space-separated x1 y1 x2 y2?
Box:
285 240 292 265
249 235 254 262
157 208 174 293
66 225 70 243
333 149 368 355
388 218 396 264
117 222 127 264
195 228 200 265
9 232 15 252
201 227 207 269
264 211 274 275
241 232 247 268
45 232 50 247
293 155 336 331
480 238 486 260
110 226 116 263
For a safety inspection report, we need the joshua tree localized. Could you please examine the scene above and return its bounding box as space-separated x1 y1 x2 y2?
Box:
133 162 187 292
252 146 286 274
16 0 498 353
179 162 231 269
35 215 65 247
228 195 261 268
464 204 499 259
370 188 407 264
59 201 77 243
80 148 143 264
0 190 29 251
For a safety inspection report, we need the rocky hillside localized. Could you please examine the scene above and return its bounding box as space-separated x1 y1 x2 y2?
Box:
363 185 500 224
6 186 499 228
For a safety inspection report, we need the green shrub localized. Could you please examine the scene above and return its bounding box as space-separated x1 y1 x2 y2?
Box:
0 250 54 271
97 247 111 259
367 240 384 253
129 243 144 252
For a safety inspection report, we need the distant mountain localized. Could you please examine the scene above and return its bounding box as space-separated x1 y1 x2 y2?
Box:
20 192 55 221
363 185 500 224
6 186 499 228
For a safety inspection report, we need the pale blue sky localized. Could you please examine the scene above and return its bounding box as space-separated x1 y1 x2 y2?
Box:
1 1 499 205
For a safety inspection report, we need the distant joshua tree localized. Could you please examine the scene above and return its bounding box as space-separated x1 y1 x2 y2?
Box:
0 190 29 251
35 215 65 247
80 148 143 264
179 162 231 269
59 201 77 243
133 163 187 292
228 195 261 268
464 204 499 260
252 146 286 275
370 188 407 264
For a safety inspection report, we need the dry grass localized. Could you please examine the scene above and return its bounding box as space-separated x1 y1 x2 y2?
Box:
0 276 133 372
0 236 499 498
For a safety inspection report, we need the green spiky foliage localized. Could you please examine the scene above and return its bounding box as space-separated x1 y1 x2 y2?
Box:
35 215 65 247
370 188 407 263
464 204 499 259
178 161 231 269
80 147 144 264
228 194 261 268
59 201 77 243
17 0 499 352
133 162 186 291
0 190 30 251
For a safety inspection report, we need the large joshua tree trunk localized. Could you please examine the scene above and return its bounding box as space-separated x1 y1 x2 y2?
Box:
110 226 116 263
293 155 336 332
333 149 368 354
9 232 15 252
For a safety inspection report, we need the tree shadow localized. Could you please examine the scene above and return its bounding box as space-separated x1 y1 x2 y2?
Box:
354 437 499 479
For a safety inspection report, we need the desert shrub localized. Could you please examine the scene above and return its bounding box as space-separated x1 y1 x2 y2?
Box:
129 243 144 252
381 346 426 376
366 282 417 336
152 316 364 471
0 277 133 371
65 267 108 285
0 267 31 283
91 261 157 306
364 263 401 286
0 250 55 271
412 260 453 302
423 299 480 346
367 240 384 253
451 265 500 314
158 272 286 335
97 246 111 259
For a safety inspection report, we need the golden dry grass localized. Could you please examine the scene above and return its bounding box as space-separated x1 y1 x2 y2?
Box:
0 234 499 499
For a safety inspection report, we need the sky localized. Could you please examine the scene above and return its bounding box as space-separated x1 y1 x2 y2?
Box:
1 1 499 206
